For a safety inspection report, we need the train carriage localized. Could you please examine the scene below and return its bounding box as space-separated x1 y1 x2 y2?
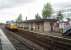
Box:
5 21 18 30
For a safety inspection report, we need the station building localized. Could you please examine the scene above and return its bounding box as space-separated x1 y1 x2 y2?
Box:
17 19 60 32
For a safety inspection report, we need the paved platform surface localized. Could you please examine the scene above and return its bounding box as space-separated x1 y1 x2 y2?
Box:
0 29 16 50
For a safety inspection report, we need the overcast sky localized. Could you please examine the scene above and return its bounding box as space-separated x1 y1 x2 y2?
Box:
0 0 71 23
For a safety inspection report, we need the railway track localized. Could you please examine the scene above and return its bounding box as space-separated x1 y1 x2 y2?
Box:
3 28 71 50
8 29 71 50
3 28 45 50
2 29 33 50
0 39 2 50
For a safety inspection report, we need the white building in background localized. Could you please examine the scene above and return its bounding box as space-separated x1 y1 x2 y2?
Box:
45 7 71 19
61 7 71 18
53 7 71 19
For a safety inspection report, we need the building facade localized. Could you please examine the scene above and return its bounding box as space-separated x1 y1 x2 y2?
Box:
17 19 60 32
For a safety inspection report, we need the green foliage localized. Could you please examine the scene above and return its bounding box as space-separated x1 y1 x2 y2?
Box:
57 11 64 21
35 14 41 19
42 3 53 31
42 3 52 19
16 14 22 22
67 18 71 21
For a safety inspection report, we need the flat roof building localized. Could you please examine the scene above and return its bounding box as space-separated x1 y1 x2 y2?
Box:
17 19 59 32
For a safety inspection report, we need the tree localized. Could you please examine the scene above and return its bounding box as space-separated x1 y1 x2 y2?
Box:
67 18 71 21
35 14 41 19
57 11 64 21
16 14 22 22
57 11 64 33
42 3 53 32
42 3 53 19
26 16 27 20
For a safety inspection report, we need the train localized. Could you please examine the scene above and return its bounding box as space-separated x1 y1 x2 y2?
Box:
5 22 18 30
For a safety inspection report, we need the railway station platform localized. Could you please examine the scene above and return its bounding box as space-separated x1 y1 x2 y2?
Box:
2 27 71 50
0 29 16 50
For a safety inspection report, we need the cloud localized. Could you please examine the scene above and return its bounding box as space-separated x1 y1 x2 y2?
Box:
52 0 71 9
0 0 34 9
15 0 34 3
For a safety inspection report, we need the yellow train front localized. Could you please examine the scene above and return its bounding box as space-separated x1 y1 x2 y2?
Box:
6 23 18 30
9 23 17 30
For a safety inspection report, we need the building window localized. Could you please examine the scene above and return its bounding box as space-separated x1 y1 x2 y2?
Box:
38 25 39 30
